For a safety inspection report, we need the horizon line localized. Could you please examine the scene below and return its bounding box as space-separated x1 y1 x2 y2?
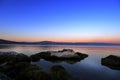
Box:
0 39 120 44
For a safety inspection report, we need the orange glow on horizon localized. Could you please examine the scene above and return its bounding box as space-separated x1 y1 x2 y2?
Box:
1 36 120 43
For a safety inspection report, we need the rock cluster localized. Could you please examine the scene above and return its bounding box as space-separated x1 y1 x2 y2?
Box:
0 49 88 80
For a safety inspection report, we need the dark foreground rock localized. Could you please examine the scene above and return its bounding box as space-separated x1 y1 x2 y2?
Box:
30 51 51 61
0 53 31 65
30 49 88 64
0 51 70 80
0 72 12 80
102 55 120 70
49 65 69 80
0 50 87 80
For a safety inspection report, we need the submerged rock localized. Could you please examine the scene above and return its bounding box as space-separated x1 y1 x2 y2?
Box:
16 64 50 80
49 65 69 80
102 55 120 70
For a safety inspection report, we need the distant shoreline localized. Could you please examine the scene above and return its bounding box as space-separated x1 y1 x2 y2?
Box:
0 39 120 46
0 44 120 47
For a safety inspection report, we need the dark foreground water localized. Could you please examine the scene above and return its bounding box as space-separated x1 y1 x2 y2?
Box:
0 44 120 80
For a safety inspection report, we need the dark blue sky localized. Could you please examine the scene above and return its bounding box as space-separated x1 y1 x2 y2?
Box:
0 0 120 43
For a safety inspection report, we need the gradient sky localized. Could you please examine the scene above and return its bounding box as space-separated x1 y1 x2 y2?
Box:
0 0 120 43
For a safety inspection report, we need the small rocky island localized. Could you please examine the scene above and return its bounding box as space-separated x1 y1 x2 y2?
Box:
0 49 88 80
30 49 88 63
102 55 120 70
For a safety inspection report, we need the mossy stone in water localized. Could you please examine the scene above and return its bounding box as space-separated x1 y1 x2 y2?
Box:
12 53 31 63
16 64 50 80
50 65 69 80
30 54 41 62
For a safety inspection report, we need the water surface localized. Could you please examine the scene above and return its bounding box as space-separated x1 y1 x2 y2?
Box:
0 44 120 80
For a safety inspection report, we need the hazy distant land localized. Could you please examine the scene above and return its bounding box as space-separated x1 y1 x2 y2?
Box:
0 39 120 46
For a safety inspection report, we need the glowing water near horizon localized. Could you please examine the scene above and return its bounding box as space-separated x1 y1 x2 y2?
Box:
0 44 120 80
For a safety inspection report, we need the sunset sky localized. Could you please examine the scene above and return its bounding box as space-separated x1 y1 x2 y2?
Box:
0 0 120 43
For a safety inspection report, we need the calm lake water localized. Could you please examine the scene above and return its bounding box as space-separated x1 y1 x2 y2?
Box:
0 44 120 80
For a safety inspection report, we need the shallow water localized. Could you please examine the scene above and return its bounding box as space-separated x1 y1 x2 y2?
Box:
0 44 120 80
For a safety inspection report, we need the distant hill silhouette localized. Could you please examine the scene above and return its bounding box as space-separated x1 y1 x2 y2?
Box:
0 39 18 44
0 39 120 46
